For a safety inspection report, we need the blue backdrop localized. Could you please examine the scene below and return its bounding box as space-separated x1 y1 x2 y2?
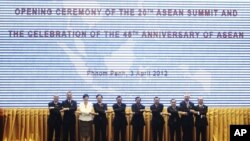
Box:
0 0 249 107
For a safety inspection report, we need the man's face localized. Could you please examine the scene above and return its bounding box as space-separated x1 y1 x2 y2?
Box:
67 92 72 100
136 98 141 104
54 95 59 102
198 98 203 105
154 98 160 105
117 97 122 103
184 95 190 101
171 100 176 107
97 96 102 103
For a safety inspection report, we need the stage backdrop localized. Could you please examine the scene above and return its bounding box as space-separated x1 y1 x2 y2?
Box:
0 0 250 107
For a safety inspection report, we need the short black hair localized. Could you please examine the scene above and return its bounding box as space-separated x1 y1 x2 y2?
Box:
83 94 89 99
135 96 141 100
170 98 176 102
116 95 122 99
154 96 160 100
96 94 103 98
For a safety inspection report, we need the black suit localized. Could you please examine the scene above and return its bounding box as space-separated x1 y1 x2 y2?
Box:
113 103 127 141
93 103 108 141
0 109 3 141
150 104 164 141
131 103 145 141
167 106 181 141
61 100 77 141
180 101 195 141
194 105 208 141
48 101 62 141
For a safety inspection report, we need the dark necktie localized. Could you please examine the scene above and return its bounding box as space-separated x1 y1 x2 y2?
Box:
173 106 176 111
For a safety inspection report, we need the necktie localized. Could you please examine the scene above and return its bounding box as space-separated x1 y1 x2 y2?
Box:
186 102 189 108
99 103 103 107
173 106 176 111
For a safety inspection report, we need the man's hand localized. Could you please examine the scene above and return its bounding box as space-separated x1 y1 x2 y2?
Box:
90 112 98 115
160 112 169 116
60 108 69 112
76 111 80 114
178 111 188 115
140 109 145 112
190 109 198 114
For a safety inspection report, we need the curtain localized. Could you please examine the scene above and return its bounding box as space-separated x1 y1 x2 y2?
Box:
1 107 250 141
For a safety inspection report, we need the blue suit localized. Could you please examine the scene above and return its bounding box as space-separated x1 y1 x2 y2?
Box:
48 101 62 141
180 101 195 141
131 103 145 141
61 100 77 141
93 103 107 141
113 103 127 141
150 103 164 141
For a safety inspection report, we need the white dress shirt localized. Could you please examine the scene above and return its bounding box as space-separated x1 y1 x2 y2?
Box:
79 102 93 121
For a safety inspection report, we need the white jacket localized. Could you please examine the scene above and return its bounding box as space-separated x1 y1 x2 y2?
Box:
79 102 93 121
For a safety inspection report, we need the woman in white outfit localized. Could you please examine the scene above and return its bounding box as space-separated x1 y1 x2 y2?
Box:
79 94 96 141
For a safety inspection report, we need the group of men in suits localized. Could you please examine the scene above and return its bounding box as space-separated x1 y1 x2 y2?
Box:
48 91 77 141
48 92 208 141
167 95 208 141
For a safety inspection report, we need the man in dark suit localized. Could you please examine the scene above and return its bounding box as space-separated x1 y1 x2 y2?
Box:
61 91 77 141
112 95 127 141
93 94 108 141
131 97 145 141
150 97 164 141
179 94 195 141
167 98 181 141
48 95 62 141
193 97 208 141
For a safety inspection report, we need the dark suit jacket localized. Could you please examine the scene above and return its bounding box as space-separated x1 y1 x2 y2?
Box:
113 103 128 127
61 100 77 122
150 103 165 126
48 101 62 123
179 100 195 126
93 103 108 125
131 103 145 126
167 106 181 127
194 105 208 127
